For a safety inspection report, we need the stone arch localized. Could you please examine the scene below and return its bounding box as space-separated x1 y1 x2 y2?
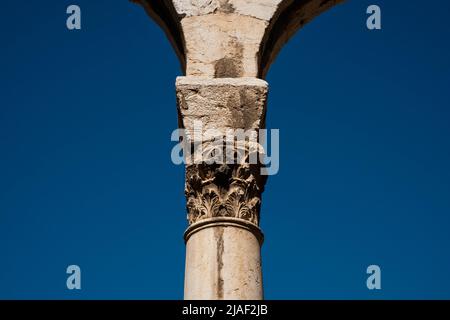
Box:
131 0 347 300
131 0 187 73
132 0 344 78
258 0 343 78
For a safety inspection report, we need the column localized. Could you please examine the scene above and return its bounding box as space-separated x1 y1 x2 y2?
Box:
132 0 344 300
177 77 268 299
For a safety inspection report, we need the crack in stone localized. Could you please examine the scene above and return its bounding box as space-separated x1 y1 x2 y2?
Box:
215 227 225 299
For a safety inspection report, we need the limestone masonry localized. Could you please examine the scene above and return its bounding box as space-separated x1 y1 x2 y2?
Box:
132 0 343 300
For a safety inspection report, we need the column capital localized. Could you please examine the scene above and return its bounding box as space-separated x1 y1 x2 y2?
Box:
176 76 268 227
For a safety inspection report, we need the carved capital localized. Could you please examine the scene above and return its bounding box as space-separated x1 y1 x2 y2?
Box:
176 77 269 226
185 162 266 226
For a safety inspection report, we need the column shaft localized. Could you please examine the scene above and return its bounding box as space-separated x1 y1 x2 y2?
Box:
184 218 263 299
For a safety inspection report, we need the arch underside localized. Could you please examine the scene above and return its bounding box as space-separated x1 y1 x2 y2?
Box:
131 0 186 72
132 0 344 78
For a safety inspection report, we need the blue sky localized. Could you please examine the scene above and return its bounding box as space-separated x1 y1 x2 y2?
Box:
1 0 450 299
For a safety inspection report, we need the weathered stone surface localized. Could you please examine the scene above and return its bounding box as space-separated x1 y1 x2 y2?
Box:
172 0 282 21
133 0 345 78
176 77 268 227
182 13 267 77
172 0 217 17
176 77 268 138
230 0 283 21
184 219 263 299
185 162 266 226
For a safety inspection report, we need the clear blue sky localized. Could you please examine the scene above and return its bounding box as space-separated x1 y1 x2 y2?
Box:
1 0 450 299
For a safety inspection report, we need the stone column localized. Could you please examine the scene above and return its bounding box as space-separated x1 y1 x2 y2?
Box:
177 77 268 299
132 0 344 300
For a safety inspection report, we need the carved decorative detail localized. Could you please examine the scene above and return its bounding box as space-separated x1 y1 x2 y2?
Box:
185 162 266 226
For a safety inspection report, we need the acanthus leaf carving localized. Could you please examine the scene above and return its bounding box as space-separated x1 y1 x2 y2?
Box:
185 162 266 226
